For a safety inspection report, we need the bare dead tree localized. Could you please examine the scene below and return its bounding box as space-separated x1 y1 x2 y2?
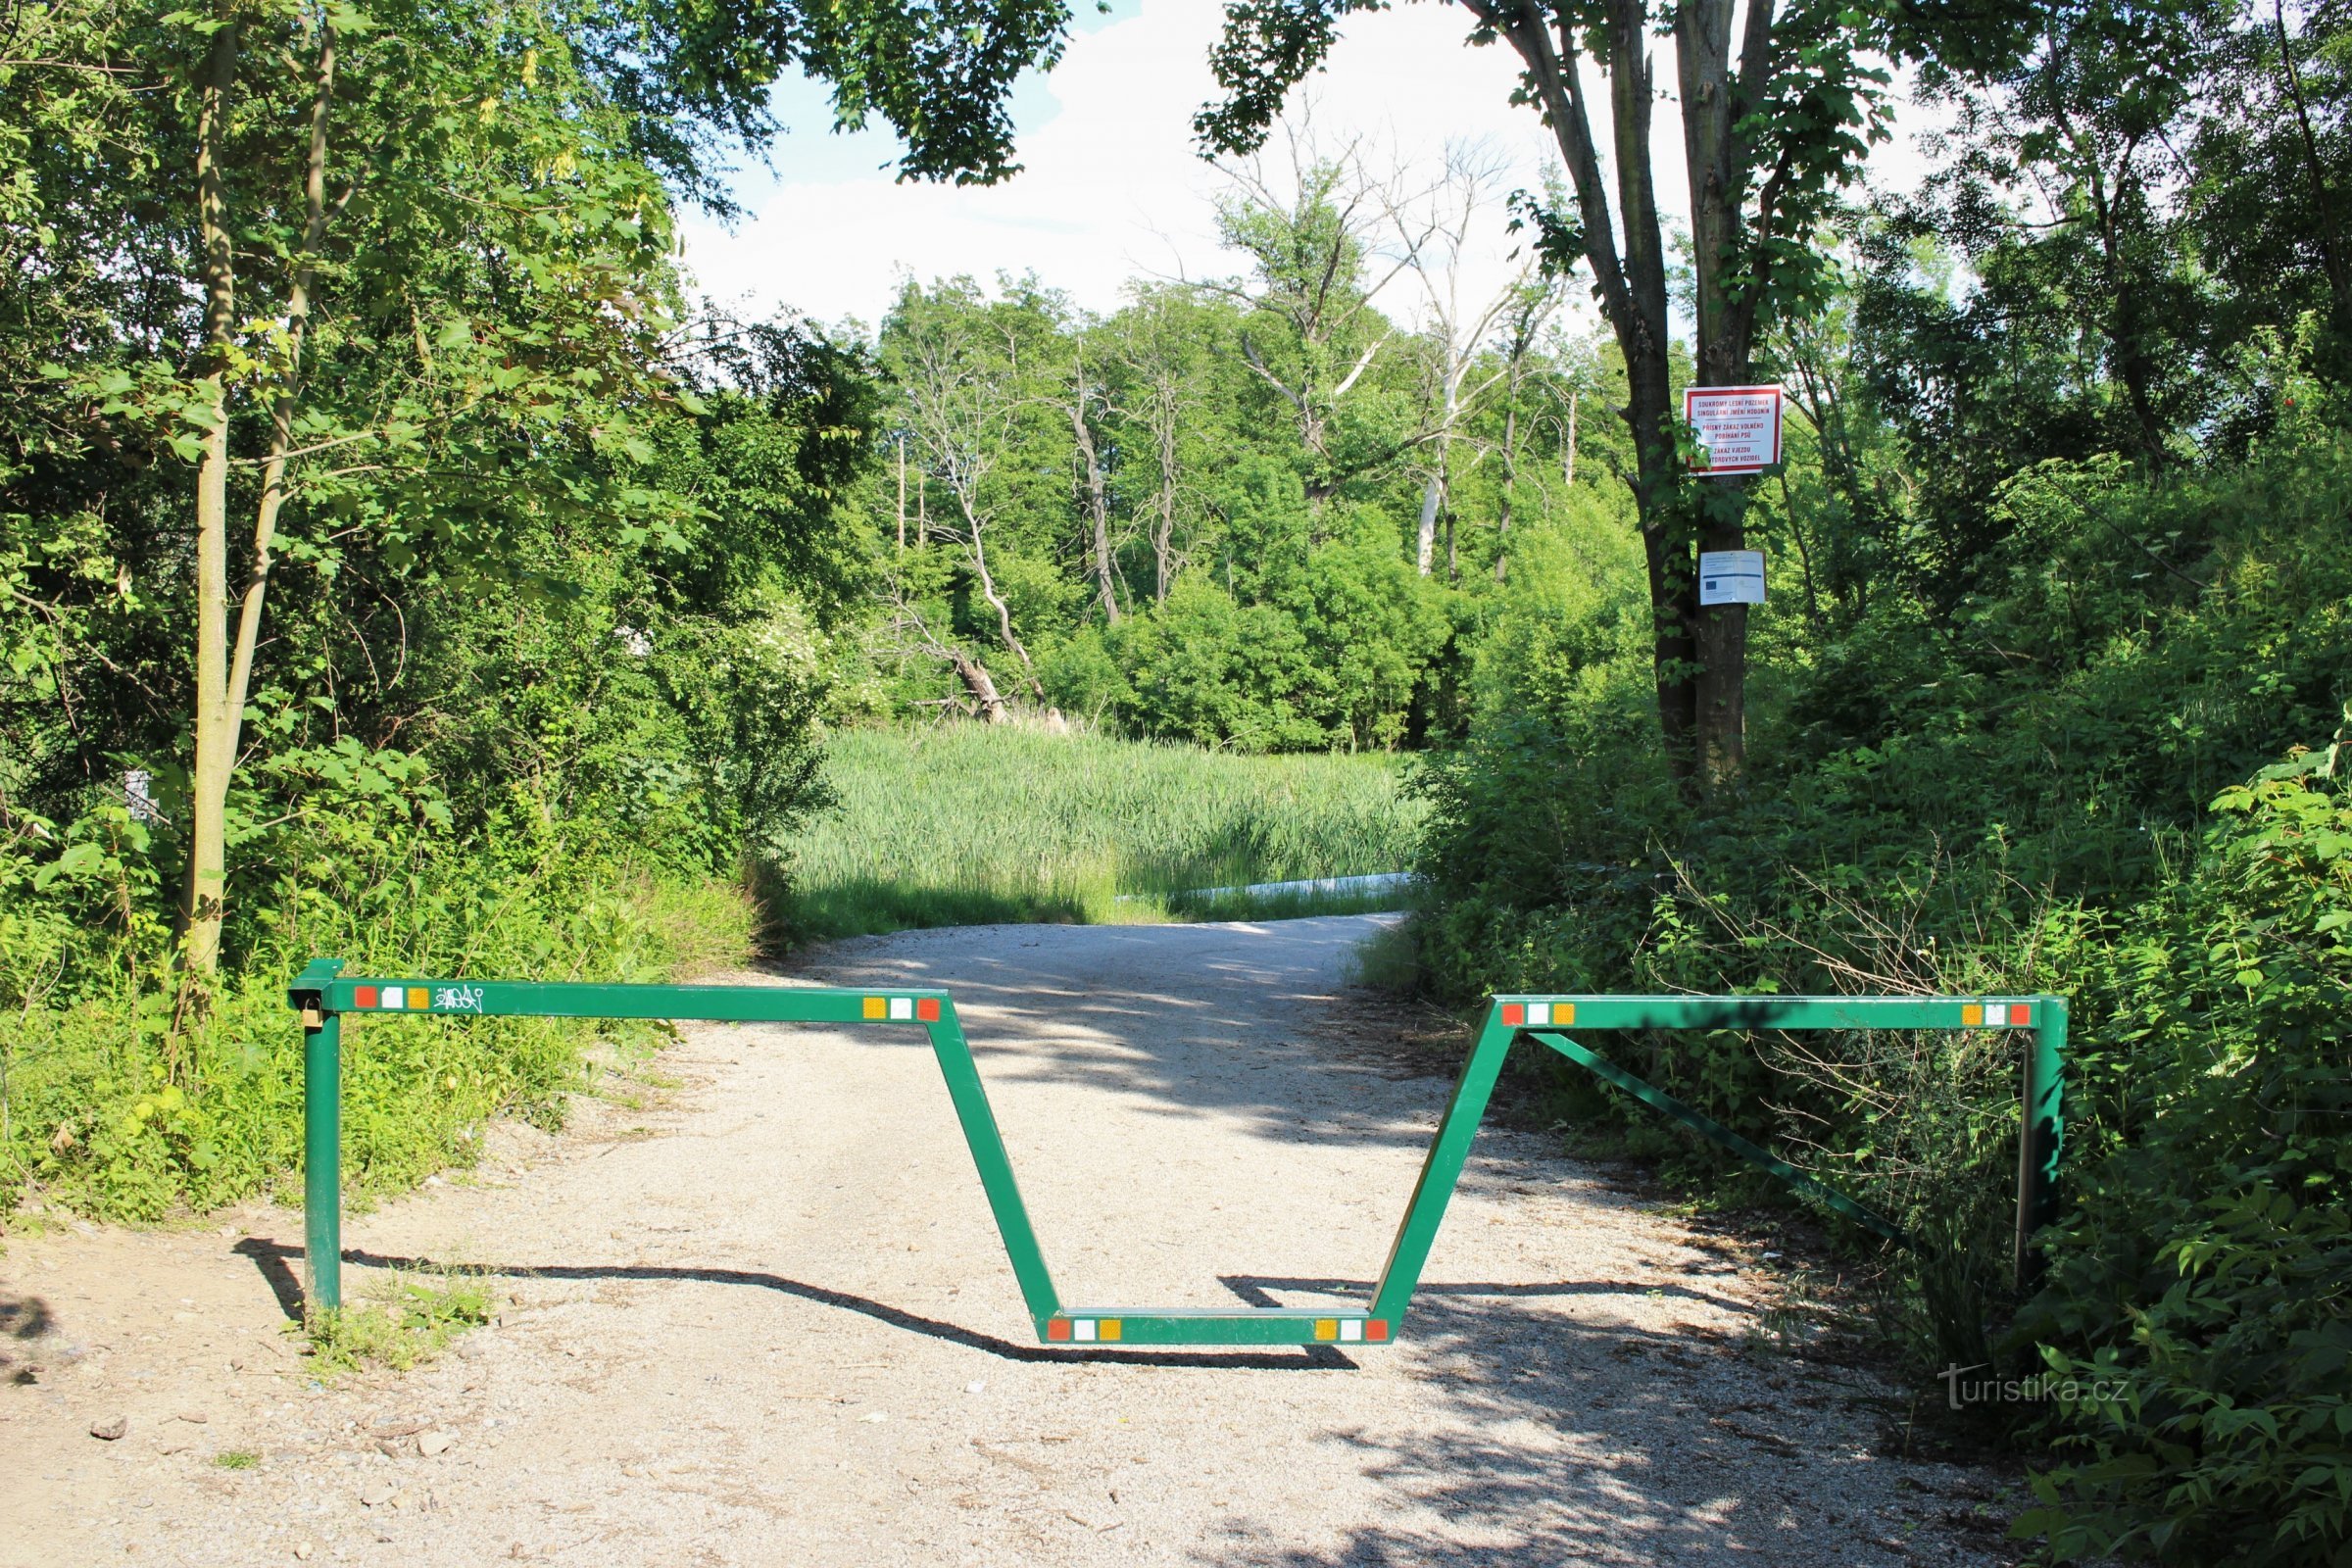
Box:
1105 286 1215 603
875 584 1010 723
892 309 1046 698
1183 119 1411 507
1375 142 1555 577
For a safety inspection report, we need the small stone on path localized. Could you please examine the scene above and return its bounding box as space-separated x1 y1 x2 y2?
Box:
90 1416 127 1441
418 1431 453 1456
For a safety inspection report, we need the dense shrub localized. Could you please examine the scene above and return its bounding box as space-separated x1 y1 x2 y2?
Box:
1406 430 2352 1560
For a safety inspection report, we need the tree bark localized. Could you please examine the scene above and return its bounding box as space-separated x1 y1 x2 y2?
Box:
179 16 242 976
1067 360 1120 624
2276 0 2350 330
948 648 1009 722
1415 469 1443 576
1478 0 1695 779
1153 412 1180 602
1495 386 1516 584
960 500 1042 698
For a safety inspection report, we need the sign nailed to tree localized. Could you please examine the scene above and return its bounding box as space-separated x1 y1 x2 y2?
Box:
1685 385 1786 475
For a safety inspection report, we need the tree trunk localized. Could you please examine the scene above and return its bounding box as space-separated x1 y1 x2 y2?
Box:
1676 0 1762 789
1415 470 1442 575
225 22 336 741
179 18 242 976
948 649 1009 722
1690 486 1748 787
1153 413 1179 602
2276 0 2351 335
1067 368 1120 624
962 506 1042 699
2073 133 2167 470
1495 392 1516 584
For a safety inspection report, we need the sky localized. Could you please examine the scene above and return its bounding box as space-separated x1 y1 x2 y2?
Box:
680 0 1938 339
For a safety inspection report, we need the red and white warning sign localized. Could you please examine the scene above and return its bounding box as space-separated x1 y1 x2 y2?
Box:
1685 385 1785 475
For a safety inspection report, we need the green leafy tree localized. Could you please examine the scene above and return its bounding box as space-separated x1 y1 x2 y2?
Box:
0 0 1077 978
1196 0 1940 792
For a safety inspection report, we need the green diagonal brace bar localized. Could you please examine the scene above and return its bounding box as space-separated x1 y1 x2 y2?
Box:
286 965 2063 1345
1527 1031 1907 1245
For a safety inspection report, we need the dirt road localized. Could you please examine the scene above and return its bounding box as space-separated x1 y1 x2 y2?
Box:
0 915 2015 1565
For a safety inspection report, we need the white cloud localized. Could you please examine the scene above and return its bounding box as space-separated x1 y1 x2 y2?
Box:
681 0 1944 336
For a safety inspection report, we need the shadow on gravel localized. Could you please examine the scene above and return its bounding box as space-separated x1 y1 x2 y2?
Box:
0 1291 54 1384
234 1238 1354 1371
1200 1289 1975 1568
771 916 1454 1156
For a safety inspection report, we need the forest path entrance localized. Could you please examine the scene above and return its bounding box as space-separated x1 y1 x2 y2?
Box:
1 915 2013 1566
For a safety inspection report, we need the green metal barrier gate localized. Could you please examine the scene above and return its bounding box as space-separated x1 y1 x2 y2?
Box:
288 959 2066 1347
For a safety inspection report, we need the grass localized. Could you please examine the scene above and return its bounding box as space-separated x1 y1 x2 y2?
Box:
214 1449 260 1469
777 724 1427 940
304 1270 492 1374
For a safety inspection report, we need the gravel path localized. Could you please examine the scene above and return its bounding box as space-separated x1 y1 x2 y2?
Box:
0 915 2017 1565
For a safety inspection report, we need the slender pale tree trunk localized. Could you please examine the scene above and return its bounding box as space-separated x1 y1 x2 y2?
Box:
1415 470 1443 575
183 17 339 978
956 494 1042 698
1067 363 1119 624
1495 392 1516 584
226 23 335 736
1153 410 1179 602
180 18 242 976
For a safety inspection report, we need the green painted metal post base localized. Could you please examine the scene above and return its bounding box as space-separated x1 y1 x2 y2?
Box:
286 963 2066 1345
302 1004 342 1314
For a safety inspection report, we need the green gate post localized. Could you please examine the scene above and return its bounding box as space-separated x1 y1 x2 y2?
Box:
303 1007 342 1313
2015 997 2068 1290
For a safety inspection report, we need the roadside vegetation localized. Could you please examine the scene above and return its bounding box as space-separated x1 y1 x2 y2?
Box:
4 0 2348 1560
305 1270 493 1376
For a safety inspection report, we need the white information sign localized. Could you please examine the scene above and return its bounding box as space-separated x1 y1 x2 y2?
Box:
1685 384 1785 475
1698 550 1766 606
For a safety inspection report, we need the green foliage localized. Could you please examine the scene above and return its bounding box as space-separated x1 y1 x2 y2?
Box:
0 776 754 1218
0 0 920 1220
306 1269 492 1374
2009 760 2352 1564
1411 387 2352 1560
779 722 1425 939
858 234 1632 752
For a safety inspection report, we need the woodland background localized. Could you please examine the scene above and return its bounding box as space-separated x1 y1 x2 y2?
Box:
4 0 2351 1560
